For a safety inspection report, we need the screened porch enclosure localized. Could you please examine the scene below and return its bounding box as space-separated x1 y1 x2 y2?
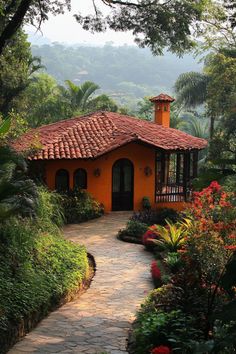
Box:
156 151 198 202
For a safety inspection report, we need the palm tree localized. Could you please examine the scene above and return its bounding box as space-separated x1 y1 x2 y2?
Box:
185 115 209 139
64 80 100 112
0 146 38 221
174 72 216 139
174 72 209 107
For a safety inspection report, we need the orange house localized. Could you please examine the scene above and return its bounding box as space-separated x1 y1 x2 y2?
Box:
14 94 207 212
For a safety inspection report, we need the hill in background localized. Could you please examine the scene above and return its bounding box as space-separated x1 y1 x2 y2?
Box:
31 43 202 109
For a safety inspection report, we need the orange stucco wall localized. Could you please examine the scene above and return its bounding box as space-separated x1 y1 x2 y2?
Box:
45 142 186 212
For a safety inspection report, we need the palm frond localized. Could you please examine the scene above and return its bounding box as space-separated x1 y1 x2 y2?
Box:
174 72 209 108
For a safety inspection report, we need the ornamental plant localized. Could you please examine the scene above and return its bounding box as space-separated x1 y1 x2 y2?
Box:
143 227 158 250
151 219 191 252
190 180 236 238
151 260 162 287
182 182 236 340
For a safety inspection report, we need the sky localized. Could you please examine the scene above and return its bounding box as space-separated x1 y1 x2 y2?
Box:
26 0 135 46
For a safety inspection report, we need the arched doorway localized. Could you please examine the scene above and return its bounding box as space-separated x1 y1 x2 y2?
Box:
112 159 134 211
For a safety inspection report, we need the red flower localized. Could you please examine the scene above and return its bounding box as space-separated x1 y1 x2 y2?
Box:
224 245 236 251
151 346 171 354
209 180 221 192
143 230 157 246
151 261 161 279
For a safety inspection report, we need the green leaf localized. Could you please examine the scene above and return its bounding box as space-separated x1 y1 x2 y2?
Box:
0 118 11 136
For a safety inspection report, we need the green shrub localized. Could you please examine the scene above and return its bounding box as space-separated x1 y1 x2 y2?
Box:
119 220 148 239
36 186 64 228
164 252 183 274
142 196 151 210
61 189 104 224
221 174 236 194
0 217 89 342
134 307 202 354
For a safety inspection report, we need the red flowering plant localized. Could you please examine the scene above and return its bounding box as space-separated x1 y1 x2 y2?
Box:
151 260 162 287
151 345 171 354
181 182 236 339
190 181 236 238
143 226 159 250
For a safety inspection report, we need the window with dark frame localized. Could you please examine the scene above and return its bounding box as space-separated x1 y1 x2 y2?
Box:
55 169 69 192
156 151 198 202
74 168 87 189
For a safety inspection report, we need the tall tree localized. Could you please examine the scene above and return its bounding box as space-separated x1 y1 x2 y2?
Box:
0 0 70 55
0 30 41 116
0 1 211 56
23 73 73 127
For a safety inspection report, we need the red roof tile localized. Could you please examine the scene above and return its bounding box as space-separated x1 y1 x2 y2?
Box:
150 93 175 102
13 111 207 160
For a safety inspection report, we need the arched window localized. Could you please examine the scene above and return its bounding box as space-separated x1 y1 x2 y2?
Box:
74 168 87 189
55 169 69 192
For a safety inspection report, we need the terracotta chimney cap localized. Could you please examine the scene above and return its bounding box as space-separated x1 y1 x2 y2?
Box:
150 93 175 103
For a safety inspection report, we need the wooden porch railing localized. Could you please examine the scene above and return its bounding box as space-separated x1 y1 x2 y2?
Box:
156 183 192 203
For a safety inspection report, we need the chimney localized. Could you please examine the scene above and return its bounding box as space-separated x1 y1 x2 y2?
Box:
149 93 175 128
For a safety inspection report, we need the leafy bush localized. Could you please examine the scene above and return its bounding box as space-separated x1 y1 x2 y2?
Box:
142 196 151 210
164 252 183 274
133 182 236 353
134 307 202 354
36 186 64 228
221 174 236 194
152 219 191 252
0 146 38 221
131 208 179 226
0 186 90 351
0 217 89 349
118 220 148 243
61 188 104 224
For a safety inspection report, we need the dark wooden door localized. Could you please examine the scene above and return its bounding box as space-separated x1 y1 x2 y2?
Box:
112 159 134 211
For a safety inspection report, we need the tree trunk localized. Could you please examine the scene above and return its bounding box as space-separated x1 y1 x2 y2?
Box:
0 0 32 56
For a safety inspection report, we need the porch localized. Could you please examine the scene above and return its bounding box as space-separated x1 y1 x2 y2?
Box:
155 150 198 203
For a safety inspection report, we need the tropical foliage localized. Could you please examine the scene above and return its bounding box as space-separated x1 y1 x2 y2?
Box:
132 182 236 354
0 146 38 221
61 189 104 224
0 187 89 352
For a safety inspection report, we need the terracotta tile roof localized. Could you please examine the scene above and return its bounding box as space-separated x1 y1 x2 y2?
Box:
13 111 207 160
150 93 175 102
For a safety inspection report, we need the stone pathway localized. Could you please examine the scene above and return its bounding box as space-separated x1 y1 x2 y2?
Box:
9 212 153 354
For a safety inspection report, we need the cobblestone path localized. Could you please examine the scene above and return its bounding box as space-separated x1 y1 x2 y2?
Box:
9 212 153 354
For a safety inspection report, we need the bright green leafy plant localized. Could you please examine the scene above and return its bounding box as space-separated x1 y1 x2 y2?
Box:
151 219 191 252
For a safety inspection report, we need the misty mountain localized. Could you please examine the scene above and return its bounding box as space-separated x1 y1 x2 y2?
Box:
31 43 202 108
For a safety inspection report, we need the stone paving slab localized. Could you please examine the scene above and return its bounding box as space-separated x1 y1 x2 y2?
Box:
9 212 153 354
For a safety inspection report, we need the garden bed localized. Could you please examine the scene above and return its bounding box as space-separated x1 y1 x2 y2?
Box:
0 187 97 354
128 182 236 354
0 252 95 354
